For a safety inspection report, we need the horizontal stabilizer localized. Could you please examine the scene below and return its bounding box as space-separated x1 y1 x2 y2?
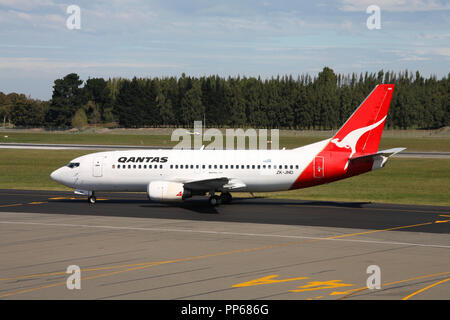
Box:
350 147 406 162
349 147 406 170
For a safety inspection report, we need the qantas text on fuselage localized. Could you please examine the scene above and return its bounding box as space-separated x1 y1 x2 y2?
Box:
50 84 405 205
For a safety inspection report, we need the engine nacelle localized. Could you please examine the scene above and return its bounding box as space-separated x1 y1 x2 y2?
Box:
147 181 190 201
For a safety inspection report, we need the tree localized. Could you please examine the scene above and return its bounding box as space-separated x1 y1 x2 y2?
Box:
0 92 11 127
156 92 175 125
10 100 48 127
180 81 205 126
315 67 339 129
46 73 84 127
83 78 112 122
71 108 88 130
113 78 147 127
83 100 102 124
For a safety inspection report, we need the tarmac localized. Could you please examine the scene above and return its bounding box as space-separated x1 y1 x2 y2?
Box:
0 189 449 300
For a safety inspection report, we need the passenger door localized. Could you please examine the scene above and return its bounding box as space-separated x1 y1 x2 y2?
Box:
93 157 103 177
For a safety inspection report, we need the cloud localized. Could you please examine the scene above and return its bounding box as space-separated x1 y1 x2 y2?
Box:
418 33 450 40
0 0 57 11
388 47 450 62
0 57 181 73
339 0 450 12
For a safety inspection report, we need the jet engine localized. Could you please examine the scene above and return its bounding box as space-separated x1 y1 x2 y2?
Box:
147 181 191 201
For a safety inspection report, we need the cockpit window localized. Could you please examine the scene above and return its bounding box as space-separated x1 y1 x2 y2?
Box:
66 162 80 168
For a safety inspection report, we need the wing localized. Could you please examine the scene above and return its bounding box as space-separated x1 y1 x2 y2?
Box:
181 177 246 192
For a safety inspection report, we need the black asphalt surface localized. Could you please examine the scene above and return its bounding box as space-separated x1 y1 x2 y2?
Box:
1 189 449 234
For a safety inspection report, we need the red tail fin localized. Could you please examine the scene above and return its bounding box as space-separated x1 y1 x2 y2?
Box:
330 84 394 157
290 84 395 190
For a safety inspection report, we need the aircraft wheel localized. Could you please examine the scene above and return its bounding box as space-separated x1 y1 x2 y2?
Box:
209 195 221 206
88 195 96 204
220 192 232 204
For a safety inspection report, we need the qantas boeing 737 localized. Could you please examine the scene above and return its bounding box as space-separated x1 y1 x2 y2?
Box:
50 84 405 205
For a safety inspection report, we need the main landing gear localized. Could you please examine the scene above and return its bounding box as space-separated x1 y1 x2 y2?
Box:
208 192 232 206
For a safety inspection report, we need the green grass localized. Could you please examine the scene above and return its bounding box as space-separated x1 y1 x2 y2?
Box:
0 149 90 190
1 131 449 152
0 149 448 206
0 132 175 147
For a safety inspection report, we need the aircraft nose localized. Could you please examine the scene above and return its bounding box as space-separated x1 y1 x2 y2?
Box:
50 168 63 183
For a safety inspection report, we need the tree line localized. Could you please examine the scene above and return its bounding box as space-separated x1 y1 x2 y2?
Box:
1 67 448 130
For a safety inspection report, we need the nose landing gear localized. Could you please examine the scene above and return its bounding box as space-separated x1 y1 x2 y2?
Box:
88 191 96 204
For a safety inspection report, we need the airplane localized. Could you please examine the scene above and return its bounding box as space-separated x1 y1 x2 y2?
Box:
50 84 405 205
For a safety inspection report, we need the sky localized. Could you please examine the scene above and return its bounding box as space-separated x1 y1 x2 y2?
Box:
0 0 449 100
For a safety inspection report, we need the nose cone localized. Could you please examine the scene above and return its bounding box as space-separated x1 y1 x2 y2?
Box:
50 168 63 183
50 167 75 187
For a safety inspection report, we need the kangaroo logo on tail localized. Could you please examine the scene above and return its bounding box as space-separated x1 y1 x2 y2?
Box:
331 116 386 169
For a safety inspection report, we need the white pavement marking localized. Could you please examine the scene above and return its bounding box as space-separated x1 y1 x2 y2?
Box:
1 220 449 249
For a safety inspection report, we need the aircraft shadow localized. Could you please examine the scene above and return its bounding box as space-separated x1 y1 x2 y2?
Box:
31 195 449 234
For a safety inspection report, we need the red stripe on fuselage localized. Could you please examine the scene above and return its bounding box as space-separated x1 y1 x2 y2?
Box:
290 150 374 190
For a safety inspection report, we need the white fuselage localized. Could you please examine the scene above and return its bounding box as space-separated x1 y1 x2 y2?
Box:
50 139 330 193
